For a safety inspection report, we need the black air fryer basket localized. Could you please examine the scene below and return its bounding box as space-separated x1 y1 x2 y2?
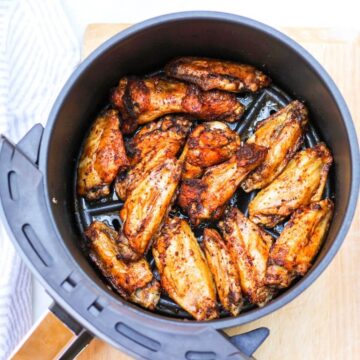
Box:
1 12 359 360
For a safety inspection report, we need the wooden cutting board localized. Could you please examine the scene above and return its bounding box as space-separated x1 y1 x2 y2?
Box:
77 24 360 360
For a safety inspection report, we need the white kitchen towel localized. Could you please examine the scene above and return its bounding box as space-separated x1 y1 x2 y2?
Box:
0 1 80 358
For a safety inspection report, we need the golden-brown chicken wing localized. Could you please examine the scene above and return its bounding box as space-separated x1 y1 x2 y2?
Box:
203 228 243 315
77 110 129 200
153 217 218 320
117 158 182 261
178 143 267 225
115 148 166 201
182 121 241 179
85 221 160 309
248 143 333 227
165 57 271 93
112 76 244 133
219 208 274 305
127 115 192 165
266 199 334 288
115 115 191 200
242 100 308 192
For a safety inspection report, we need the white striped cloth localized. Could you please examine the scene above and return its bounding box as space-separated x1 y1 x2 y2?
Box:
0 1 79 358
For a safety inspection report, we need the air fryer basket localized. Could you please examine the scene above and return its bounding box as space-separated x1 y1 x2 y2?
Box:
1 11 358 360
74 82 334 320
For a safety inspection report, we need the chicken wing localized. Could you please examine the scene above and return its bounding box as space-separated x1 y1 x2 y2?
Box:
115 115 191 200
165 57 271 93
117 158 182 261
248 143 333 227
127 114 192 165
111 76 244 133
77 110 129 200
203 228 243 315
182 121 241 179
153 217 218 320
242 100 308 192
85 221 160 309
219 208 274 305
266 199 334 288
178 143 267 225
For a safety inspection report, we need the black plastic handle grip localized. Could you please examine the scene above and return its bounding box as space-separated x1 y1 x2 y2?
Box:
0 125 269 360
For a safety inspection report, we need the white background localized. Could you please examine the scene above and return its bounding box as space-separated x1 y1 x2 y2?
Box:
33 0 360 322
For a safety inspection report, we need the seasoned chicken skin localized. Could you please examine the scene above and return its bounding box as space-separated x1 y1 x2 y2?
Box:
118 158 182 261
165 57 271 93
266 199 334 288
219 208 274 305
153 217 218 320
249 143 332 227
178 143 267 225
242 100 308 192
203 228 243 315
85 221 160 309
182 121 241 179
115 115 191 200
115 147 169 201
112 76 244 133
77 110 129 200
126 115 192 165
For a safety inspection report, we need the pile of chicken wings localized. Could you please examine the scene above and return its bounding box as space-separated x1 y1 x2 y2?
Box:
77 57 334 320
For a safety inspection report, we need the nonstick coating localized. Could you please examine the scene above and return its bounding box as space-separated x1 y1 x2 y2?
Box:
38 12 359 331
74 82 335 319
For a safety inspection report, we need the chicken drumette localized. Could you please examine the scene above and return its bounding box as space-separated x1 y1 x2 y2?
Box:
182 121 241 180
178 143 267 225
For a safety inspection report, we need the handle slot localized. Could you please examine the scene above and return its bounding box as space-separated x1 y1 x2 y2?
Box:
115 322 161 352
8 171 19 200
186 351 217 360
22 223 53 266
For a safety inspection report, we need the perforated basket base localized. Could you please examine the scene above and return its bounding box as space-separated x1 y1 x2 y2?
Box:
74 83 334 320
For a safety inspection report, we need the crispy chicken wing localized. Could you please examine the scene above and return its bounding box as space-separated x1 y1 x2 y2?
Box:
203 228 243 315
77 110 129 200
115 115 191 200
219 208 274 305
248 143 333 227
117 158 182 261
112 76 244 133
153 217 218 320
182 121 241 179
85 221 160 309
242 100 308 192
115 147 168 201
266 199 334 288
178 143 267 225
165 57 271 93
127 115 192 165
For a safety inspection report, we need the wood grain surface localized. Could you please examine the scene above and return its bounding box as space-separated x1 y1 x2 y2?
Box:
11 311 76 360
77 24 360 359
